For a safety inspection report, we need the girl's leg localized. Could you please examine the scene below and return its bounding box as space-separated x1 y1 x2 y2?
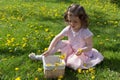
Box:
28 52 43 60
47 40 73 62
56 40 73 62
49 40 69 54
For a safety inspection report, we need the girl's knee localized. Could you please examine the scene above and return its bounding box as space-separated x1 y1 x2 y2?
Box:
56 40 69 48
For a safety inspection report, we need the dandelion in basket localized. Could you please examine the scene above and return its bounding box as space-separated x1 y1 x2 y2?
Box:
46 63 52 66
59 54 66 59
58 75 63 80
55 62 60 67
53 62 61 71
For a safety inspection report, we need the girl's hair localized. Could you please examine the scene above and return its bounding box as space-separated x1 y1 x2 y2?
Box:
64 4 89 28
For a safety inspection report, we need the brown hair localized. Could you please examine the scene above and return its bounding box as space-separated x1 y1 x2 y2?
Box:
64 4 89 28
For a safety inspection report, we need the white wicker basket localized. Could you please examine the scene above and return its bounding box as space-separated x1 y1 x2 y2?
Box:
42 55 65 78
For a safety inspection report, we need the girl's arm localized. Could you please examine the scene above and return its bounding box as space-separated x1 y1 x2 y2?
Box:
82 36 93 52
76 36 93 56
43 33 64 56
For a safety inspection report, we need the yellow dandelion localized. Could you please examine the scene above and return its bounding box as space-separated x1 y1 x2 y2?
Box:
86 70 89 73
105 38 109 41
12 44 15 47
46 63 52 66
58 75 63 80
88 67 95 72
37 68 42 72
90 69 95 74
55 63 60 67
91 75 95 80
82 70 85 73
77 48 83 55
89 68 95 74
45 28 49 32
58 75 63 78
39 25 43 28
15 77 21 80
7 34 11 37
17 16 23 21
59 62 64 65
55 13 58 17
78 68 82 73
22 43 27 48
89 67 95 74
11 38 15 42
35 30 38 33
15 68 19 71
83 63 87 67
16 43 20 46
50 34 54 37
34 77 38 80
59 54 66 59
44 48 48 51
22 37 27 42
7 39 11 44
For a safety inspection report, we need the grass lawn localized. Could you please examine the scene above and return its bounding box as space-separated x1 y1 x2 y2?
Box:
0 0 120 80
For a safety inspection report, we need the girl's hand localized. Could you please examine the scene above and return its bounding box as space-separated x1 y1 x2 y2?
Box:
76 48 83 56
43 50 50 57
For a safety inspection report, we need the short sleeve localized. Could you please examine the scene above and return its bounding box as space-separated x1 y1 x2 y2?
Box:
82 28 93 39
59 26 70 36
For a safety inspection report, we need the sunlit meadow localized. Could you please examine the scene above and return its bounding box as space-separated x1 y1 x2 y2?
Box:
0 0 120 80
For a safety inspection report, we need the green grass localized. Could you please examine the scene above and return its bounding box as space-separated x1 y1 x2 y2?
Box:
0 0 120 80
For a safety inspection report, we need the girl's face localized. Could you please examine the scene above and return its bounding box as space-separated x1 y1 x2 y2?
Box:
68 14 82 32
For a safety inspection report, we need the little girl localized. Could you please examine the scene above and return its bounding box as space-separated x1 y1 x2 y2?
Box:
29 4 104 70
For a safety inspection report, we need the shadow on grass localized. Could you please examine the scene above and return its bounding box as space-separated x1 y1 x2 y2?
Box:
45 67 78 80
89 10 113 31
23 0 75 3
103 43 120 52
96 42 120 53
0 48 37 56
63 67 79 79
41 0 75 4
37 16 64 25
89 10 120 52
110 0 120 8
101 57 120 73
